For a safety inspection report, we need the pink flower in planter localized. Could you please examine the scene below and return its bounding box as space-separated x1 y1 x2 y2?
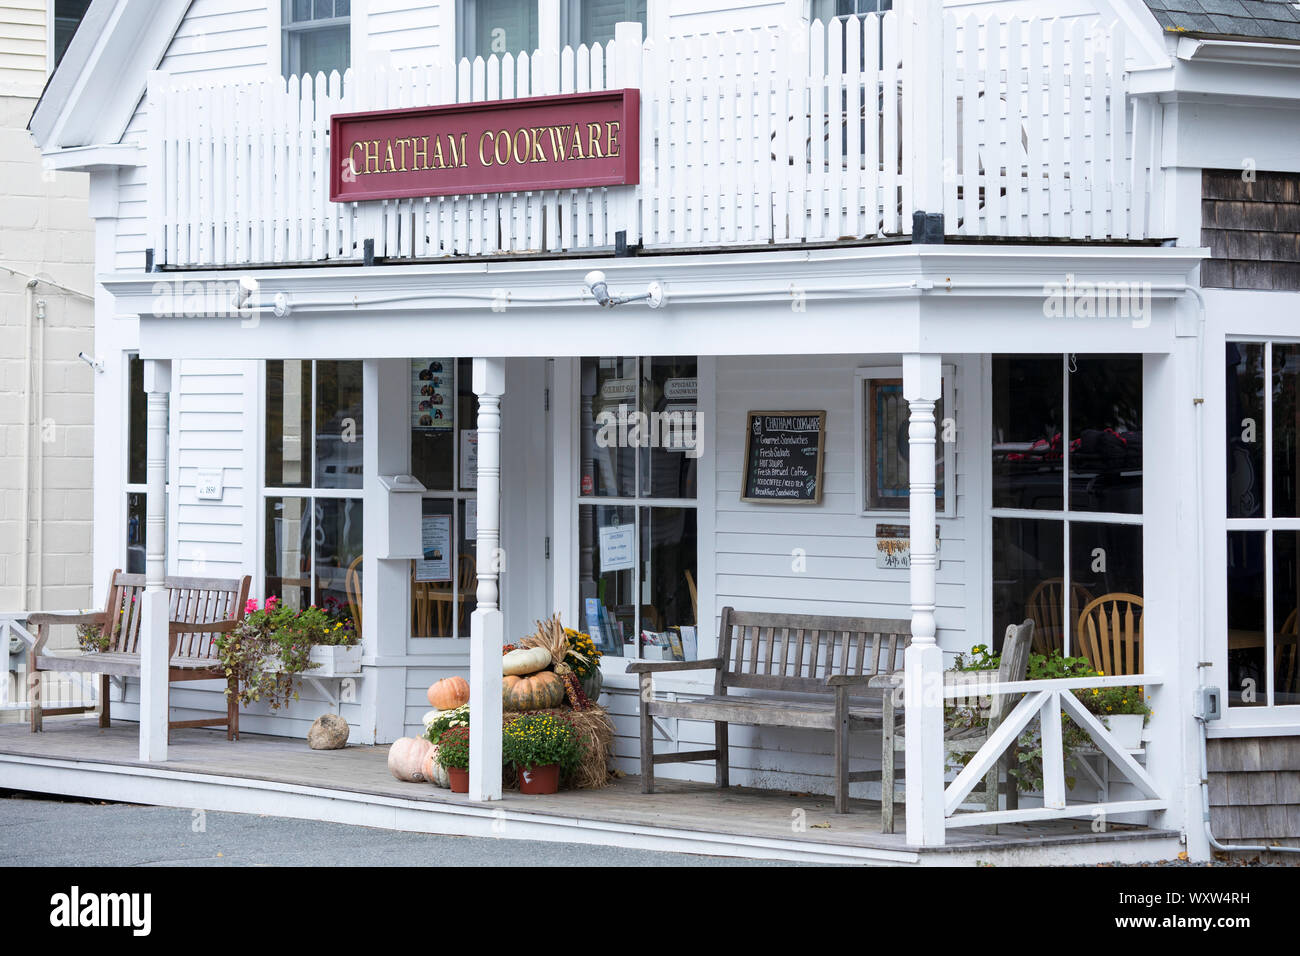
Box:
265 595 280 611
245 598 260 614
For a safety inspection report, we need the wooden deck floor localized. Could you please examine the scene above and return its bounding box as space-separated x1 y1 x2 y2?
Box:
0 719 1181 864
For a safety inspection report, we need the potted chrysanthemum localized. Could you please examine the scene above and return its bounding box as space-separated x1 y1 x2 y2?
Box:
502 713 581 794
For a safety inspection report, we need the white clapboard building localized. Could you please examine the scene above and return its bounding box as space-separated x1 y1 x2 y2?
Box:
8 0 1300 863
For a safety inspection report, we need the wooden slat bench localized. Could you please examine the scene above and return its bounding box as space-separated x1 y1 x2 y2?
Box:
25 570 252 739
629 607 909 818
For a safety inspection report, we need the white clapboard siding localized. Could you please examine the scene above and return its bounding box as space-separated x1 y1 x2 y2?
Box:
146 13 1165 269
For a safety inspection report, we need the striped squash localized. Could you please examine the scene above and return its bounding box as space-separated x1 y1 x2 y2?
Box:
502 671 566 711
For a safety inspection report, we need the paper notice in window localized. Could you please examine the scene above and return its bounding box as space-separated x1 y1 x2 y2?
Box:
598 522 635 572
415 514 452 581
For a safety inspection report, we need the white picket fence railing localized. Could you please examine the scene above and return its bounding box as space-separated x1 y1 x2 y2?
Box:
942 673 1165 830
146 12 1164 269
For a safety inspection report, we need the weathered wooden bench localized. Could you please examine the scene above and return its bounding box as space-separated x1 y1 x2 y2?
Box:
25 570 251 739
629 607 909 817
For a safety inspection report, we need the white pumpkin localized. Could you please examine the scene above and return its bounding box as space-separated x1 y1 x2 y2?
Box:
388 737 433 783
502 646 551 676
423 747 450 788
422 708 447 730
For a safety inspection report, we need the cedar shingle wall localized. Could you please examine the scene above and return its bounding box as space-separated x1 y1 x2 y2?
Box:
1207 737 1300 852
1201 170 1300 291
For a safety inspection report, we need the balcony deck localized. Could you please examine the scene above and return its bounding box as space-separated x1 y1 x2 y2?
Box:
0 719 1181 865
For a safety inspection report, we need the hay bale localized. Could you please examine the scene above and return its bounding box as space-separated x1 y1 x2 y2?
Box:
502 704 614 790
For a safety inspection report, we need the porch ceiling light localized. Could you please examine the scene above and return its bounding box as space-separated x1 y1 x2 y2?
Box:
584 270 666 309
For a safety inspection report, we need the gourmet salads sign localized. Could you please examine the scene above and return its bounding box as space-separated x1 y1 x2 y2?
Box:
329 89 639 202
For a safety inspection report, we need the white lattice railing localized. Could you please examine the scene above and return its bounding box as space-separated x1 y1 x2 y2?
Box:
145 9 1165 269
942 673 1165 830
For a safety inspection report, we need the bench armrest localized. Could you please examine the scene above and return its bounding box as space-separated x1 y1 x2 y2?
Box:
25 610 106 628
626 657 724 674
169 619 239 634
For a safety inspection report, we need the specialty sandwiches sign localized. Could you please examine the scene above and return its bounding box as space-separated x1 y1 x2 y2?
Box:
329 89 639 202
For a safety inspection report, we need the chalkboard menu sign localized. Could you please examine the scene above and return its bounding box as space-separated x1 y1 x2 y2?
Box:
741 411 827 504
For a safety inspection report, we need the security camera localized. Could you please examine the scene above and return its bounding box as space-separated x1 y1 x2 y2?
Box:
272 292 291 318
585 270 612 307
236 275 260 311
77 352 104 373
583 270 666 309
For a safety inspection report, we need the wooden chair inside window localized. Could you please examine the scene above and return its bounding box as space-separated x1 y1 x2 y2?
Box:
344 555 363 635
1025 578 1093 656
1076 593 1144 676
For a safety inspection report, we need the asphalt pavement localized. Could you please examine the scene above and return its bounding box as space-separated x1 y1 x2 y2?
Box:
0 791 789 866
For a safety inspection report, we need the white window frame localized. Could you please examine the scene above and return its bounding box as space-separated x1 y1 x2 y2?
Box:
985 354 1145 658
855 364 956 519
281 0 353 81
1223 337 1300 714
571 356 700 668
257 359 364 611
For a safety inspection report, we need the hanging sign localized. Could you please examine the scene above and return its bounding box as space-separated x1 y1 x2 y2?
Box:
330 89 640 202
875 523 941 570
741 411 827 504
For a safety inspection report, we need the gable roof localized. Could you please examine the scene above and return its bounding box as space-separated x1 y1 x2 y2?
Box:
1141 0 1300 42
28 0 189 156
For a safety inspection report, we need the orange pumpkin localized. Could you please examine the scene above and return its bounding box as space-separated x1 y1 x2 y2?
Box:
502 671 566 711
427 676 470 710
388 737 433 782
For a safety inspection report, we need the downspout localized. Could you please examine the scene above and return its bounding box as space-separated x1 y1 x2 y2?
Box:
20 280 36 611
1183 285 1300 857
34 296 47 612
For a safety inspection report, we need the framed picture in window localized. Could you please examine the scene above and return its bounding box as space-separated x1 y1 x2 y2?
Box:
855 365 955 516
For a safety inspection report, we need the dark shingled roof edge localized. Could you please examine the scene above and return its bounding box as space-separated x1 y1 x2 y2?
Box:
1143 0 1300 43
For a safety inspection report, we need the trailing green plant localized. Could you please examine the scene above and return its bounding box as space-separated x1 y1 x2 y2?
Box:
502 712 582 772
423 704 469 745
436 725 471 770
216 597 331 710
1086 685 1152 718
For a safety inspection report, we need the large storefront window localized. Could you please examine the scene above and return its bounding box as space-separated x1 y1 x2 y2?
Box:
578 356 698 660
990 355 1144 665
1225 341 1300 708
411 358 479 638
264 361 363 629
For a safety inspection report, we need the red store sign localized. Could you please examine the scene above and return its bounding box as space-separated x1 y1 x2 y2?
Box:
329 89 640 203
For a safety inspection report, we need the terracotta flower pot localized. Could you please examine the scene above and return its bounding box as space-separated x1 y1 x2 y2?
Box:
447 766 469 793
516 763 560 795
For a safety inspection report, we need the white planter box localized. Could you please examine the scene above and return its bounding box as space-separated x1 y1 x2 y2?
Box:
1102 713 1145 750
264 644 362 677
307 644 362 677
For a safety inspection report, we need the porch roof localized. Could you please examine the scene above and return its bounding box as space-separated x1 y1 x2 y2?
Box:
105 243 1208 361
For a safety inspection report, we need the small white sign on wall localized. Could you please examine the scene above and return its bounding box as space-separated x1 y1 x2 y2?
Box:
195 470 224 501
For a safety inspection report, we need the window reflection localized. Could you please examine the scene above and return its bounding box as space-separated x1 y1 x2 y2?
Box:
992 357 1063 511
1069 356 1142 514
1226 343 1264 519
1227 530 1266 708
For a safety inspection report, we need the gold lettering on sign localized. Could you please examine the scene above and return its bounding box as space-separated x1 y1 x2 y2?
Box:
344 114 622 178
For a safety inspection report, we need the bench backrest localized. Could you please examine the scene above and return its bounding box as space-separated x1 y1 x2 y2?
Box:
716 607 910 695
101 570 251 661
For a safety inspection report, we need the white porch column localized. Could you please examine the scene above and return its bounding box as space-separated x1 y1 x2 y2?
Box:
903 353 944 846
468 358 505 801
138 359 171 762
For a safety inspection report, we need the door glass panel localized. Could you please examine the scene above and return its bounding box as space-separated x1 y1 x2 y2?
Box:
638 507 698 658
265 496 311 611
315 360 364 489
127 355 147 486
458 498 479 628
1227 530 1266 708
993 517 1064 654
413 498 455 637
1069 356 1142 514
992 357 1063 511
580 357 637 498
1068 522 1143 673
1226 343 1265 519
314 498 363 622
640 356 699 499
412 358 455 491
266 360 313 488
457 358 479 491
579 504 635 657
